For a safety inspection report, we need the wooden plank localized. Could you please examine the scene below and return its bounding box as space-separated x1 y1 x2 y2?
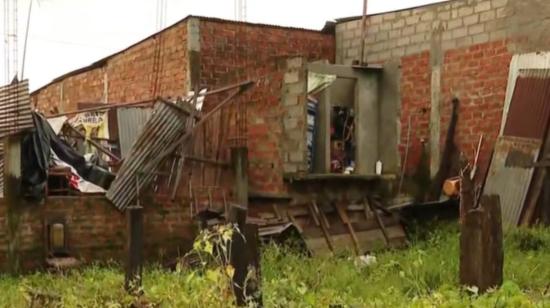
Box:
366 197 390 246
302 225 406 256
361 198 371 220
308 204 321 227
309 202 334 252
335 204 360 254
312 201 331 229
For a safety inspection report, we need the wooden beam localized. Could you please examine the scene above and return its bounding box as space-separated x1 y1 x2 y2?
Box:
48 99 155 118
335 203 360 254
310 202 334 252
65 123 121 162
141 85 251 175
46 80 254 119
366 197 390 247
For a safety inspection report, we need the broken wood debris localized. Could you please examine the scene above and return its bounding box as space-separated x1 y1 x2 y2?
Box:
64 122 121 162
106 80 253 211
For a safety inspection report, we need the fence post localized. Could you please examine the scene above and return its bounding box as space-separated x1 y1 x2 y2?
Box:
229 204 262 306
125 205 143 293
459 195 503 292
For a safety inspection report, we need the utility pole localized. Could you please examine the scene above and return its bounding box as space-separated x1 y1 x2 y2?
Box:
3 0 19 84
156 0 167 31
234 0 247 22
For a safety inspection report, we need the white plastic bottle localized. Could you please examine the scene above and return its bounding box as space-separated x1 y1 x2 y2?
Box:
375 160 383 175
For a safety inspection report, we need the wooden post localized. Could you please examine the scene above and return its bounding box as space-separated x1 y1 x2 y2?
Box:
4 135 22 274
543 167 550 226
231 147 248 208
125 206 144 294
460 168 475 224
228 204 262 306
459 195 503 292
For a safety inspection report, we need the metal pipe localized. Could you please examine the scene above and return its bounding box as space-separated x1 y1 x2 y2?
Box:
21 0 33 80
359 0 368 65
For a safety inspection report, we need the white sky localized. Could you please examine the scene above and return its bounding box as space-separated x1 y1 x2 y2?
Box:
1 0 447 91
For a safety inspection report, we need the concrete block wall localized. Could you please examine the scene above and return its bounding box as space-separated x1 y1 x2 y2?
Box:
336 0 550 177
281 57 309 174
336 0 514 65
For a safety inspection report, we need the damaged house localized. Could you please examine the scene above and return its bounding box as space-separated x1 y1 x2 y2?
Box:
1 0 550 271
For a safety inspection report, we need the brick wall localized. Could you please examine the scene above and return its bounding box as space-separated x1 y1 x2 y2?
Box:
32 19 189 114
198 18 334 193
441 40 512 172
336 0 550 177
400 51 431 173
0 197 194 271
14 17 334 271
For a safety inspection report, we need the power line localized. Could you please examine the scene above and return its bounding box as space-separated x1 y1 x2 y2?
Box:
30 36 111 48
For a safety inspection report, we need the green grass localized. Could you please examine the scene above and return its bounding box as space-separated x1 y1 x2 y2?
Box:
1 223 549 307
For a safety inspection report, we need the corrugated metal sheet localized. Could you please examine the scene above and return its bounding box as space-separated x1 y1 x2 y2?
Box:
483 136 541 226
503 69 550 140
501 52 550 134
0 80 33 138
117 107 153 158
106 100 190 211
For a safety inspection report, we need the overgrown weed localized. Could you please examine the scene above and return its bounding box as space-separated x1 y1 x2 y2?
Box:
0 222 548 307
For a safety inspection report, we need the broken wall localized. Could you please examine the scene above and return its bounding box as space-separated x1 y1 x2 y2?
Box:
336 0 550 179
197 19 335 194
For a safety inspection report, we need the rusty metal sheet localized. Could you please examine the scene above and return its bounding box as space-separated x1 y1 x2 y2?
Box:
503 69 550 140
116 107 153 159
106 100 191 211
0 80 33 138
483 136 541 226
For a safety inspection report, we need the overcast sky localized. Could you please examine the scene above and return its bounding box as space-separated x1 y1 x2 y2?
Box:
1 0 447 90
